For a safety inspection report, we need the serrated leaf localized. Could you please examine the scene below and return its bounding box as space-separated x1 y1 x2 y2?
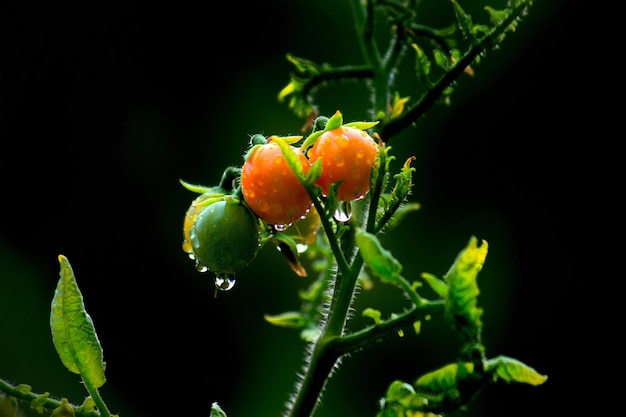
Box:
51 255 106 389
355 228 402 283
486 355 548 386
443 236 487 341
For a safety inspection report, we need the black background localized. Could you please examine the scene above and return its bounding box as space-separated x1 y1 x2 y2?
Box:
1 1 597 416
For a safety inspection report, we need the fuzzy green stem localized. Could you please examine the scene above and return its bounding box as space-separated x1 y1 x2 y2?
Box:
0 378 101 417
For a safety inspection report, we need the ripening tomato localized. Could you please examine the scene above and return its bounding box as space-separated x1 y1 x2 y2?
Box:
241 137 312 226
307 126 379 201
187 197 261 275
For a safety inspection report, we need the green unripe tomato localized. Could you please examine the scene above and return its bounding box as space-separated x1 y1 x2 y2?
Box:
189 197 261 276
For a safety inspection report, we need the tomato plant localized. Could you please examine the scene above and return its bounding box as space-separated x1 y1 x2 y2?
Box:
307 125 379 202
241 134 313 227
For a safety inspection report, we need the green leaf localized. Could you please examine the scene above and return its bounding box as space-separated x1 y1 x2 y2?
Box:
355 228 402 283
51 255 106 389
443 236 487 341
415 362 473 394
486 356 548 386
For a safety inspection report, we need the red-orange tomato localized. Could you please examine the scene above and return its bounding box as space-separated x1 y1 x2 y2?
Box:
241 138 312 226
307 126 378 201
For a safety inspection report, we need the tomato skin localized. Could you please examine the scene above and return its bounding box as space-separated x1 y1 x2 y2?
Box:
241 139 312 226
188 198 261 275
307 126 378 201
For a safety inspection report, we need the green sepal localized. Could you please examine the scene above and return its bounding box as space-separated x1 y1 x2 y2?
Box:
300 130 324 152
51 255 106 389
272 134 304 146
485 355 548 386
343 120 380 131
355 228 402 283
304 157 322 186
443 236 487 342
324 110 344 130
271 135 311 185
179 179 223 195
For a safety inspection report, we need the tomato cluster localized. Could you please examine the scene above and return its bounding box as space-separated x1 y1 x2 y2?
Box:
181 112 379 287
240 123 379 226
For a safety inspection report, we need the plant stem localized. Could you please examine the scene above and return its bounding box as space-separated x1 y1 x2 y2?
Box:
0 378 100 417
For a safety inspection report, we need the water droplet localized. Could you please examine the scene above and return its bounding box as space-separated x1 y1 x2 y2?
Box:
334 201 352 223
296 243 308 253
215 274 236 292
274 223 289 232
196 262 208 273
334 155 345 167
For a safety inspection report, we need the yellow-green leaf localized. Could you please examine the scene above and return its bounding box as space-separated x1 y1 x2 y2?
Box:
486 356 548 386
51 255 106 389
443 236 487 341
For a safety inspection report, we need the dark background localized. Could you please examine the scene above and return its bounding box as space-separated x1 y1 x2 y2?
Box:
1 1 593 416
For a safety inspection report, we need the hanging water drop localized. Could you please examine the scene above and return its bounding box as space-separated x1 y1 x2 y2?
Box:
215 274 236 292
274 223 289 232
334 200 352 223
195 262 208 273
